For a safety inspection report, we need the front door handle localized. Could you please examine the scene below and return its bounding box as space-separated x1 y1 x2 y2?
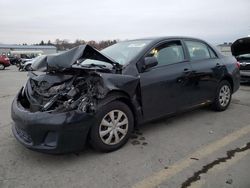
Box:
178 68 191 83
216 63 222 67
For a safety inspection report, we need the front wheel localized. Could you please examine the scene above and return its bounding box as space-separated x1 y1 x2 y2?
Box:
90 101 134 152
212 80 232 111
25 64 32 71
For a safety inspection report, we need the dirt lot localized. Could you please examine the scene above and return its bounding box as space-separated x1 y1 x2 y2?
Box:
0 66 250 188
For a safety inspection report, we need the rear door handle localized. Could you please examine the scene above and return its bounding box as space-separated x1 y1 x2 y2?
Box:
178 68 191 83
183 68 190 73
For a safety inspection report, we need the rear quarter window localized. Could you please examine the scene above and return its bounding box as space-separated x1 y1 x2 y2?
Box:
208 47 217 58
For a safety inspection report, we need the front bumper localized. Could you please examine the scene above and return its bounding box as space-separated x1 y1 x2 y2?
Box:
11 95 94 154
4 62 11 67
240 70 250 82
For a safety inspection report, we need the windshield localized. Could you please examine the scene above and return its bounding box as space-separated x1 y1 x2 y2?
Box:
80 40 151 67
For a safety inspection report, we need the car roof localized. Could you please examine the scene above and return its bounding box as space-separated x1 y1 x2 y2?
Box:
120 36 223 70
124 36 222 57
126 36 205 43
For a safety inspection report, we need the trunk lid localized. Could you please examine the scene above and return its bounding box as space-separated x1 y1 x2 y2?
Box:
231 37 250 70
231 37 250 57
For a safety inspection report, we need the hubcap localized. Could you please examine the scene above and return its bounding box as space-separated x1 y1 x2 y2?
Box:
26 65 32 71
219 85 230 107
0 64 4 70
99 110 128 145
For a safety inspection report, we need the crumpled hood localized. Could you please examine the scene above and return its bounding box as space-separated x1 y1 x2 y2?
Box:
32 45 117 71
231 37 250 56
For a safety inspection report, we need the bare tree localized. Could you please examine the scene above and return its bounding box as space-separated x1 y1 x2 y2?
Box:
53 39 117 51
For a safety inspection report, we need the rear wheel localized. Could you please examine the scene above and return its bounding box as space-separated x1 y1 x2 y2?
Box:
90 101 134 152
212 80 232 111
0 64 5 70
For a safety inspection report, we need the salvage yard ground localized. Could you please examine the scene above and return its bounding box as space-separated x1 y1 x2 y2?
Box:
0 66 250 188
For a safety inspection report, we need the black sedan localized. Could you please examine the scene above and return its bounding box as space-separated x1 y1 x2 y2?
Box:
11 37 240 153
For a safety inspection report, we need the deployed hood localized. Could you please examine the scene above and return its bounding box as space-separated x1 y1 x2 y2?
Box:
231 37 250 56
32 45 120 71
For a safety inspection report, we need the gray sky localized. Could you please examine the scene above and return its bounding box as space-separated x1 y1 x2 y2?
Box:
0 0 249 44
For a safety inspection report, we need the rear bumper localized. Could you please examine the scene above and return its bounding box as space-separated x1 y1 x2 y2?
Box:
11 95 94 154
5 62 11 67
240 70 250 82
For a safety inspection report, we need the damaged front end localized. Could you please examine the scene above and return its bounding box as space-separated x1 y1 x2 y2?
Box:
11 44 134 153
18 44 123 114
15 45 121 113
20 71 107 114
12 70 111 153
13 71 110 152
11 44 140 153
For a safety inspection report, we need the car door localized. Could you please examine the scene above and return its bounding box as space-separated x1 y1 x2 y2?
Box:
183 40 224 105
139 40 193 122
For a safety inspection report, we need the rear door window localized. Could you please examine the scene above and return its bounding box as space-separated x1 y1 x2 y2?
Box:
185 41 211 60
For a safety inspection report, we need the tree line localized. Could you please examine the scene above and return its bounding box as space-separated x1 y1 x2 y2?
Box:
35 39 118 51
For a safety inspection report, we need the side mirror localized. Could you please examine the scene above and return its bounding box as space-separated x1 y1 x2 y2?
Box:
144 56 158 70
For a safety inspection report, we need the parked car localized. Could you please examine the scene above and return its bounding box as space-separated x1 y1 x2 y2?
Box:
18 55 45 71
8 55 22 65
12 53 39 68
11 37 240 154
0 55 11 70
231 37 250 82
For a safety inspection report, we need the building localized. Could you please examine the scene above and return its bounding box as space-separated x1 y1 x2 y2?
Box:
216 43 232 56
0 44 57 56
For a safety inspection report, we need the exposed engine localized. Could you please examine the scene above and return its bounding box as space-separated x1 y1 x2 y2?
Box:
18 72 107 113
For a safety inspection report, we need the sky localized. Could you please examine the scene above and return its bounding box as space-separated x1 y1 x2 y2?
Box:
0 0 249 45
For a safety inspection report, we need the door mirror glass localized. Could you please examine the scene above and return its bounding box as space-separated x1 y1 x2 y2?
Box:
144 56 158 70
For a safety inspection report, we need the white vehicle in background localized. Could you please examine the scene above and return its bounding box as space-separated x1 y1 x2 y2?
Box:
19 55 46 71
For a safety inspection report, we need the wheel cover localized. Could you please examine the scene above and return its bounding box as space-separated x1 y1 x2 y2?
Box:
219 85 231 107
99 110 129 145
0 64 4 69
26 65 32 71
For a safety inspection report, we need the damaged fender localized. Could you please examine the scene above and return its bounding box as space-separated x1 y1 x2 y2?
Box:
94 72 141 122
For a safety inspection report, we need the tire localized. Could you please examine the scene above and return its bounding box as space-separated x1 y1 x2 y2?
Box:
25 64 32 71
0 64 5 70
90 100 134 152
212 80 232 111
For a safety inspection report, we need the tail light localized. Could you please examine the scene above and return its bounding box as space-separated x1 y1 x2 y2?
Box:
236 61 240 69
4 57 9 61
